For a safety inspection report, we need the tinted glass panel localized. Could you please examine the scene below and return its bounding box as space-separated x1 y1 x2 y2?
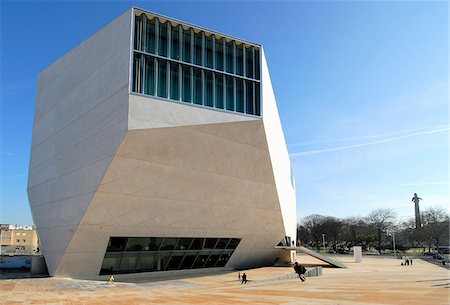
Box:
216 252 231 267
146 237 163 251
193 68 203 105
245 46 254 78
170 63 179 100
157 59 167 98
132 54 142 93
226 76 234 111
179 253 197 269
182 66 191 102
254 82 260 116
166 252 185 270
175 238 193 250
183 28 192 62
245 81 254 115
204 71 213 107
100 252 122 273
216 238 230 249
215 74 224 109
192 254 209 268
158 21 168 56
236 44 244 76
226 238 241 249
136 253 156 271
254 48 260 80
134 15 142 51
190 238 204 250
226 41 234 73
154 252 171 271
236 79 244 113
119 253 139 270
215 37 224 71
205 35 214 68
160 238 178 251
126 237 147 251
145 17 156 54
144 56 155 95
170 25 181 60
194 31 203 65
107 237 128 252
204 238 218 249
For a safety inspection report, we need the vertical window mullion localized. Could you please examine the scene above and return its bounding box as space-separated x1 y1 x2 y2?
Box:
212 35 215 70
166 61 170 98
154 57 158 94
167 22 171 58
252 81 256 116
243 80 246 114
201 32 205 67
142 16 147 52
242 44 246 78
178 63 182 101
190 29 194 64
190 67 194 103
155 18 159 55
212 71 216 107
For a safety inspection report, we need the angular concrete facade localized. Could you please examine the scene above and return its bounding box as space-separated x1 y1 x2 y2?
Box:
28 7 296 279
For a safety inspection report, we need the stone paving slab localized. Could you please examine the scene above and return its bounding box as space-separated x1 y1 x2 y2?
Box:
0 255 449 304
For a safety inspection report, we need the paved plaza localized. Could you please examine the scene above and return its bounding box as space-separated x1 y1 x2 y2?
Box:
1 254 449 304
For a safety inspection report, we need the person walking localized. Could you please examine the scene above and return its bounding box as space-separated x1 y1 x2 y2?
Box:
294 262 306 282
241 272 247 284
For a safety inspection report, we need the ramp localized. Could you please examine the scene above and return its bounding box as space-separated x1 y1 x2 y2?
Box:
276 246 346 268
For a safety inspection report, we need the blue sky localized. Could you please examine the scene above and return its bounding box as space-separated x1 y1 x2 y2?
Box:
1 1 448 225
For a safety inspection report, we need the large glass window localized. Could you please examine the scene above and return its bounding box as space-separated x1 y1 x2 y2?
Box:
182 65 191 103
158 21 168 56
215 37 224 71
236 79 244 113
204 71 213 107
182 28 192 63
254 82 260 116
132 54 142 93
193 68 203 105
170 63 179 100
134 15 142 51
194 31 203 66
245 80 254 115
205 34 214 68
236 43 244 76
101 236 241 275
225 40 234 73
157 59 167 98
245 46 254 78
144 56 155 95
132 12 261 117
226 76 234 111
215 74 224 109
145 17 156 54
170 24 181 60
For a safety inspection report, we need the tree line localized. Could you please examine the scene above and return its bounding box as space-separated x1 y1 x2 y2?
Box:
297 207 449 254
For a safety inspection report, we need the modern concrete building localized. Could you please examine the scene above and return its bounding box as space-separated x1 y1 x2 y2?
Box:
28 7 296 279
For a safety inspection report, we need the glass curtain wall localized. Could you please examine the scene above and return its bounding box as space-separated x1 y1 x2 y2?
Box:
100 236 241 275
132 12 261 116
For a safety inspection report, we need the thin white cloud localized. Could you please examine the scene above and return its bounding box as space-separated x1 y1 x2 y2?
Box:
396 181 449 187
1 151 14 156
290 126 449 157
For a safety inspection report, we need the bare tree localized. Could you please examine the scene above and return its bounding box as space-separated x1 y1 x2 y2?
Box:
301 214 327 250
421 207 450 251
367 208 397 254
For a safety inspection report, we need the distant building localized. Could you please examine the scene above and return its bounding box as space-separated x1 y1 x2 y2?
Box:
28 7 296 279
0 224 39 255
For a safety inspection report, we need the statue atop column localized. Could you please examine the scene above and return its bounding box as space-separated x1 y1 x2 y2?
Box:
411 193 423 229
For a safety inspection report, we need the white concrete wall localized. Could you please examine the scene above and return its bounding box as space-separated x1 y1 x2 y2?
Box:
56 118 289 278
28 8 133 275
260 48 297 244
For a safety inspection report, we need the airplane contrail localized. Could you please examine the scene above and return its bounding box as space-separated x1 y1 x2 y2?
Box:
289 126 449 157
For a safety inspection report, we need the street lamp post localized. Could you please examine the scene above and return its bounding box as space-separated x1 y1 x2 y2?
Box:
322 234 326 253
392 233 396 257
